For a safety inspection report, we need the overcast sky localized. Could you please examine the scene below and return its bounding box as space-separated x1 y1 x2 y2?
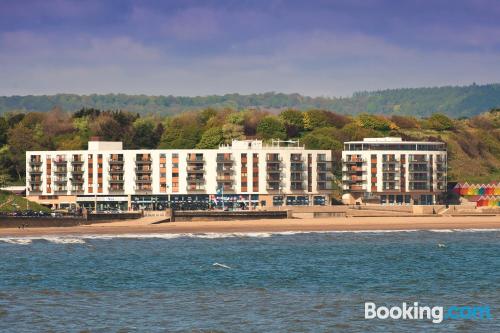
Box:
1 0 499 97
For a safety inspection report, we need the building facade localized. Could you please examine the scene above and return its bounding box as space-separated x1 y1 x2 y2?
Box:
342 137 447 205
26 139 333 210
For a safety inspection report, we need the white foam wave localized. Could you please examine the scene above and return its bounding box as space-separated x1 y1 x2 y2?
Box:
0 228 498 245
1 238 33 245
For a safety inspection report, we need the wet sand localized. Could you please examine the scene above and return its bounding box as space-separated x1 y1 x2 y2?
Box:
0 215 499 237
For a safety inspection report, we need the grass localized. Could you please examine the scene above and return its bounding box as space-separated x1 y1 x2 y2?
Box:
0 191 50 213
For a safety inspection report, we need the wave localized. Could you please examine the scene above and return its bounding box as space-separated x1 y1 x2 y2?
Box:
1 228 499 245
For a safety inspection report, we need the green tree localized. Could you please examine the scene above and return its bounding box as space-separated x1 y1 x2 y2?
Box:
159 113 202 149
279 109 304 137
356 114 393 131
425 113 455 131
0 117 8 146
132 117 157 148
302 127 343 150
196 127 224 148
222 123 245 142
8 124 42 180
303 109 330 130
256 115 286 140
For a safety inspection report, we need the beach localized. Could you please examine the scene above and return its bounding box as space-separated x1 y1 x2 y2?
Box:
1 215 499 237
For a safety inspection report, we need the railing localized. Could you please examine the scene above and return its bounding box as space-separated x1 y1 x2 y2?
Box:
216 156 234 163
186 166 205 173
135 167 152 173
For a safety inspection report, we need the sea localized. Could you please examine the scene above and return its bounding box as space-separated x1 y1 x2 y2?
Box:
0 229 498 332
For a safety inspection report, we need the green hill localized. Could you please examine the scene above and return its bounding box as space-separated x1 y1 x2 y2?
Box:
0 191 50 213
1 83 500 118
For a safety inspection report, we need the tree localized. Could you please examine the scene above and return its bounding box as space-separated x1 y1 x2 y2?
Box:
425 113 455 131
391 115 419 129
196 127 224 148
42 107 75 137
303 109 330 130
0 117 8 146
222 123 245 142
256 115 286 140
356 114 394 131
159 112 202 149
302 127 343 150
279 109 304 137
7 124 42 180
131 117 157 148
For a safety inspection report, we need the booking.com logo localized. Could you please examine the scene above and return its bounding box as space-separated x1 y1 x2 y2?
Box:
365 302 492 324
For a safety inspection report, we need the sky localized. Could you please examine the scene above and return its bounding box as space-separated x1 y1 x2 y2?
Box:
0 0 500 97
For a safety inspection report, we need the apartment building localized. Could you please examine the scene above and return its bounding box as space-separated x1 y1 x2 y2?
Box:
342 137 447 205
26 139 333 211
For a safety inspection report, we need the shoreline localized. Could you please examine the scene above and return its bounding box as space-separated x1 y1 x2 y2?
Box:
0 216 499 237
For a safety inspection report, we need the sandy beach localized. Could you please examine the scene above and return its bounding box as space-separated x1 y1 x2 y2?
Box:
0 215 499 237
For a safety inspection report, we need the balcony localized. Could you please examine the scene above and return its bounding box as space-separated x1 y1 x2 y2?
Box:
318 174 334 182
290 183 306 191
71 168 84 174
216 155 234 163
71 158 84 165
266 155 282 162
109 159 124 165
54 188 68 193
216 166 234 173
317 165 332 173
109 178 125 184
186 166 205 173
186 156 204 163
216 175 234 182
290 165 305 171
29 159 42 166
29 179 43 184
317 183 333 191
266 166 282 173
54 178 68 184
53 158 67 165
109 167 125 174
29 168 43 174
134 186 153 192
54 168 68 174
135 156 152 164
71 187 84 193
29 187 42 193
109 186 124 193
186 185 205 191
135 177 153 184
343 157 365 164
217 184 235 192
70 177 84 184
266 184 282 191
135 167 152 174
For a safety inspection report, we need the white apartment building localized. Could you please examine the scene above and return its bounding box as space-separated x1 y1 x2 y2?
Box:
342 137 447 205
26 139 333 211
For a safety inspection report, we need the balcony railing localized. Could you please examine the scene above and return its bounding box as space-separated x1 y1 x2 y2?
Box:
109 178 125 183
216 156 234 163
135 167 152 173
135 178 153 184
29 159 42 165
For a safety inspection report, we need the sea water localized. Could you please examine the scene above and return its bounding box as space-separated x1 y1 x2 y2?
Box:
0 230 498 332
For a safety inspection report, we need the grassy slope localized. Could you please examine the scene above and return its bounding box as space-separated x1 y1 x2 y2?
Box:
0 191 50 212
